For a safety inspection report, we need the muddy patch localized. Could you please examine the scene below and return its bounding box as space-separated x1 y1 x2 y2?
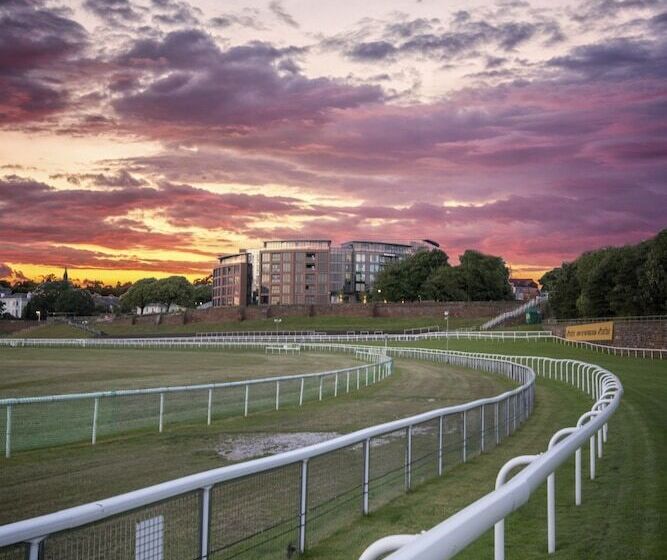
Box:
217 432 340 461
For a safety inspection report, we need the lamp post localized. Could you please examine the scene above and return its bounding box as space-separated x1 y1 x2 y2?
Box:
274 317 282 333
444 310 450 352
36 310 41 322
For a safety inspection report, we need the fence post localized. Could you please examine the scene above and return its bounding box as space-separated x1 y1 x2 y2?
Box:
159 393 164 433
405 426 412 490
91 398 99 445
207 389 213 425
462 410 467 463
438 415 444 476
334 374 338 397
299 378 304 406
319 377 323 401
5 405 12 458
299 459 309 553
495 401 499 445
362 438 370 514
481 405 485 453
244 385 249 417
200 486 212 560
275 381 280 410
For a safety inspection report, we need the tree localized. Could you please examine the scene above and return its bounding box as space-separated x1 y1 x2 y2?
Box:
120 278 157 314
458 250 513 301
639 229 667 314
373 249 448 302
153 276 194 310
54 288 95 316
540 263 579 319
193 283 212 305
23 280 70 319
0 299 5 316
423 266 467 301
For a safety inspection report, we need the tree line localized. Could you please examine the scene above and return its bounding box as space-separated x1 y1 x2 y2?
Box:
8 275 212 319
372 249 514 302
540 229 666 319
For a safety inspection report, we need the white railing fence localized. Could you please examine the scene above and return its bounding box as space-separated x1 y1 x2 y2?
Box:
480 295 549 331
360 351 622 560
0 348 536 560
0 344 391 458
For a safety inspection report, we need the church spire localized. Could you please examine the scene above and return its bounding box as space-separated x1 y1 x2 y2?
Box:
63 267 68 282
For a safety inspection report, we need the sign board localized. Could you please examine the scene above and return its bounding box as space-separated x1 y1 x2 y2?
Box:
565 321 614 342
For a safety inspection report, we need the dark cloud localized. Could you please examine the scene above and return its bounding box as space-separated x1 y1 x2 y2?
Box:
0 0 88 123
348 41 397 61
269 1 299 28
210 11 264 30
572 0 662 22
0 263 11 278
151 0 202 26
548 38 667 79
113 30 383 129
83 0 140 24
50 170 148 187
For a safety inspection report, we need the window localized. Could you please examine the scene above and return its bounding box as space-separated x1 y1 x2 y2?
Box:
282 284 291 294
271 253 281 262
282 253 291 262
283 262 291 272
271 285 281 294
262 263 270 273
271 274 281 283
271 296 281 305
306 263 315 270
282 274 291 284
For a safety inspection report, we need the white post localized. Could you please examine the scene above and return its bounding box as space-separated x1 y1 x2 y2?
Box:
92 398 99 444
207 389 213 426
495 401 499 445
462 410 467 463
244 385 249 417
363 438 371 514
319 377 323 401
357 370 360 390
201 486 211 560
405 426 412 490
346 371 350 393
159 393 164 433
590 434 596 479
5 405 12 459
575 448 582 505
438 415 444 476
481 405 485 453
299 459 308 553
299 378 304 406
334 374 338 397
275 381 280 410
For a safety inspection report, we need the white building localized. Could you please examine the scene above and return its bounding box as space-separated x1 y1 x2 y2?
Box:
0 292 32 318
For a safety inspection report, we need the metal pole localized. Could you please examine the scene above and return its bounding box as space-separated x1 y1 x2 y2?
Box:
159 393 164 433
362 438 371 514
299 459 309 553
299 377 304 406
319 377 323 401
575 448 582 505
481 405 485 453
334 374 338 397
207 389 213 426
495 401 499 445
5 405 12 459
438 415 444 476
92 398 99 444
405 426 412 490
462 411 467 463
200 486 211 560
244 385 249 417
547 472 556 553
275 381 280 410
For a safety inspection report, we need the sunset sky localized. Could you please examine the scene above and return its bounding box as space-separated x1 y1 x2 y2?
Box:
1 0 665 284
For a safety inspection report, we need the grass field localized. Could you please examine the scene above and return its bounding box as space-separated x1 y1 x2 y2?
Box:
307 339 666 559
0 347 357 397
8 315 486 338
0 352 513 524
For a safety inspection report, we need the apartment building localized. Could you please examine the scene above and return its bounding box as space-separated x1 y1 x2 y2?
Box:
212 238 439 307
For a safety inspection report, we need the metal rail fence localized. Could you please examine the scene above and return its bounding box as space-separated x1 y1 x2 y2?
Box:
0 344 392 458
0 348 535 560
479 295 549 331
361 350 623 560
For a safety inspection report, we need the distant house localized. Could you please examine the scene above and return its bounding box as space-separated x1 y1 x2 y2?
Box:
0 292 32 318
92 293 120 312
136 303 186 315
509 278 540 301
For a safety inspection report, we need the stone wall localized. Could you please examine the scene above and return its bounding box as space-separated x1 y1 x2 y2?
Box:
546 320 667 349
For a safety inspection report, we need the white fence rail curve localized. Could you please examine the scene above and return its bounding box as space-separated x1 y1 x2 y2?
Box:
0 343 392 458
360 350 623 560
0 347 536 560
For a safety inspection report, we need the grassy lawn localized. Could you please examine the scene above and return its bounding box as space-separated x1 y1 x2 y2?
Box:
0 356 513 525
307 339 665 559
8 323 95 339
0 347 358 397
94 315 485 337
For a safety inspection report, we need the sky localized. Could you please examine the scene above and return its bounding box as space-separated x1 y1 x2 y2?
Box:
0 0 665 284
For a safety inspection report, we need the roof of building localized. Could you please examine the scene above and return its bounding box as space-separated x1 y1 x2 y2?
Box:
510 278 539 288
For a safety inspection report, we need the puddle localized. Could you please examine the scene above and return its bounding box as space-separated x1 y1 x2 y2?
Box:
217 432 340 461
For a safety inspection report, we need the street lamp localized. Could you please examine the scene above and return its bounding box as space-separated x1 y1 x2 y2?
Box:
273 317 282 333
444 310 450 352
36 310 41 322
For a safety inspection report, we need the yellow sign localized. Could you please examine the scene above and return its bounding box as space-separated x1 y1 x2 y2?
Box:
565 321 614 342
